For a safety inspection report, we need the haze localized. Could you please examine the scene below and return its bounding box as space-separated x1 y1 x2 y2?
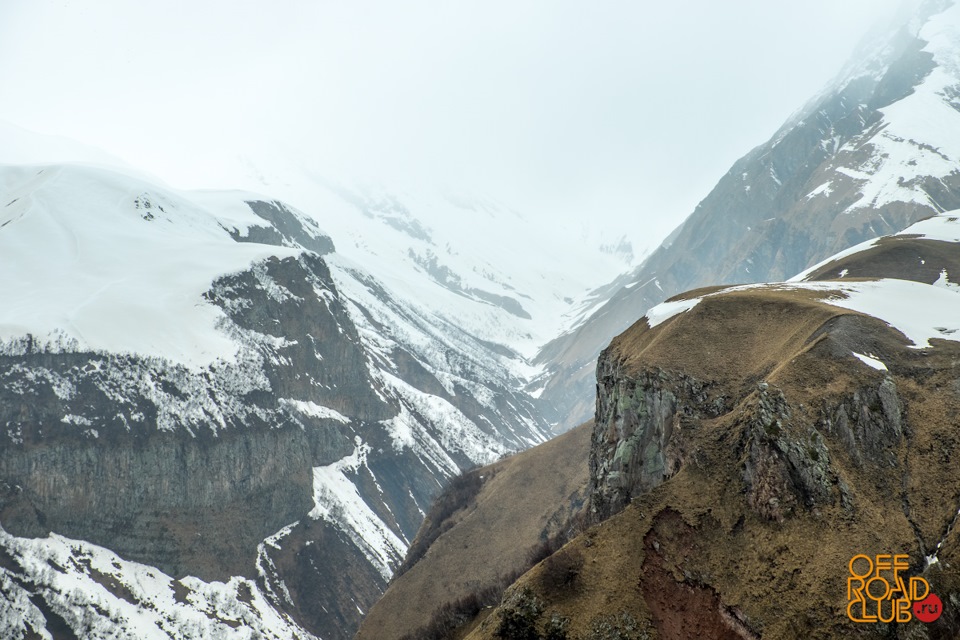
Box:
0 0 909 255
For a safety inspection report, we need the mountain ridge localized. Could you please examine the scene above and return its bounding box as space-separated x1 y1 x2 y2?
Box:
536 0 960 431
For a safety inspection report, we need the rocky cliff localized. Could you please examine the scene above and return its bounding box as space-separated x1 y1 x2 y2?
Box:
0 165 551 640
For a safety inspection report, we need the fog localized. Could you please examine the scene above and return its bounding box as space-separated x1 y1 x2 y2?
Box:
0 0 910 254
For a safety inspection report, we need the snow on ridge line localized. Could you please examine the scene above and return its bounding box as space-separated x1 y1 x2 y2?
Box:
900 212 960 243
645 278 960 351
787 236 882 282
644 297 703 328
0 163 304 368
789 212 960 282
642 281 823 329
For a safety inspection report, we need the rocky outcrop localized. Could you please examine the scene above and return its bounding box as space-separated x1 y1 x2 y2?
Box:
590 351 908 526
820 378 904 464
741 383 832 522
590 361 728 521
237 200 337 256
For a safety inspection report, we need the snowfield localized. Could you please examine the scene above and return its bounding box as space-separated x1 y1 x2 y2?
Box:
0 164 301 368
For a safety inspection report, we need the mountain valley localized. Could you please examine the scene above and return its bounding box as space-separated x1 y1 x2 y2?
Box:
3 2 960 639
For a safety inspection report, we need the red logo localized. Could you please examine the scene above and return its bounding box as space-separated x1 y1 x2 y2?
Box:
913 593 943 623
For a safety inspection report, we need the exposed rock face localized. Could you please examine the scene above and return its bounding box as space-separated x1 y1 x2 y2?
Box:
588 310 915 529
590 352 912 525
537 0 960 431
0 421 320 578
0 176 551 639
0 249 367 582
820 377 904 467
237 200 337 256
740 384 832 523
590 364 727 521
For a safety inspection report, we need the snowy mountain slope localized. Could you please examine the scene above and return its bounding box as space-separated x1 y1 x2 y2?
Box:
0 159 551 639
0 529 316 640
221 160 639 362
536 0 960 431
0 120 131 171
0 164 301 366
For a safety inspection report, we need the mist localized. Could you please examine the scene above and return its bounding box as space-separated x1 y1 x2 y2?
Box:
0 0 910 255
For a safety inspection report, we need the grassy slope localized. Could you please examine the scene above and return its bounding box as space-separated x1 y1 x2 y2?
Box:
355 420 593 640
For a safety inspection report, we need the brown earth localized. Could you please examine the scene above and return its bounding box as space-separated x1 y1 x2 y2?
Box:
355 420 593 640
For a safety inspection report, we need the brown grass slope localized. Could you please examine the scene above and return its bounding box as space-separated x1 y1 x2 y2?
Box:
802 235 960 284
355 420 593 640
460 279 960 639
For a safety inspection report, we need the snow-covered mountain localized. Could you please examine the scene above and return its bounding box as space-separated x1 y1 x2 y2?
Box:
537 0 960 431
222 158 640 362
9 0 960 636
0 147 585 638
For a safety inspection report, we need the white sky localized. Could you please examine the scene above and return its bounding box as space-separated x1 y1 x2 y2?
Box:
0 0 908 255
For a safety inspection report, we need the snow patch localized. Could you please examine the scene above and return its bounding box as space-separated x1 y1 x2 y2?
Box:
827 279 960 348
907 214 960 243
852 352 888 371
645 297 703 328
380 372 510 466
788 236 882 281
934 268 960 291
805 181 834 199
309 438 406 580
280 398 350 423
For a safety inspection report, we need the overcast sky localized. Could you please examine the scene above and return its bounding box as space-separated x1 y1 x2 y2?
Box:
0 0 909 253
